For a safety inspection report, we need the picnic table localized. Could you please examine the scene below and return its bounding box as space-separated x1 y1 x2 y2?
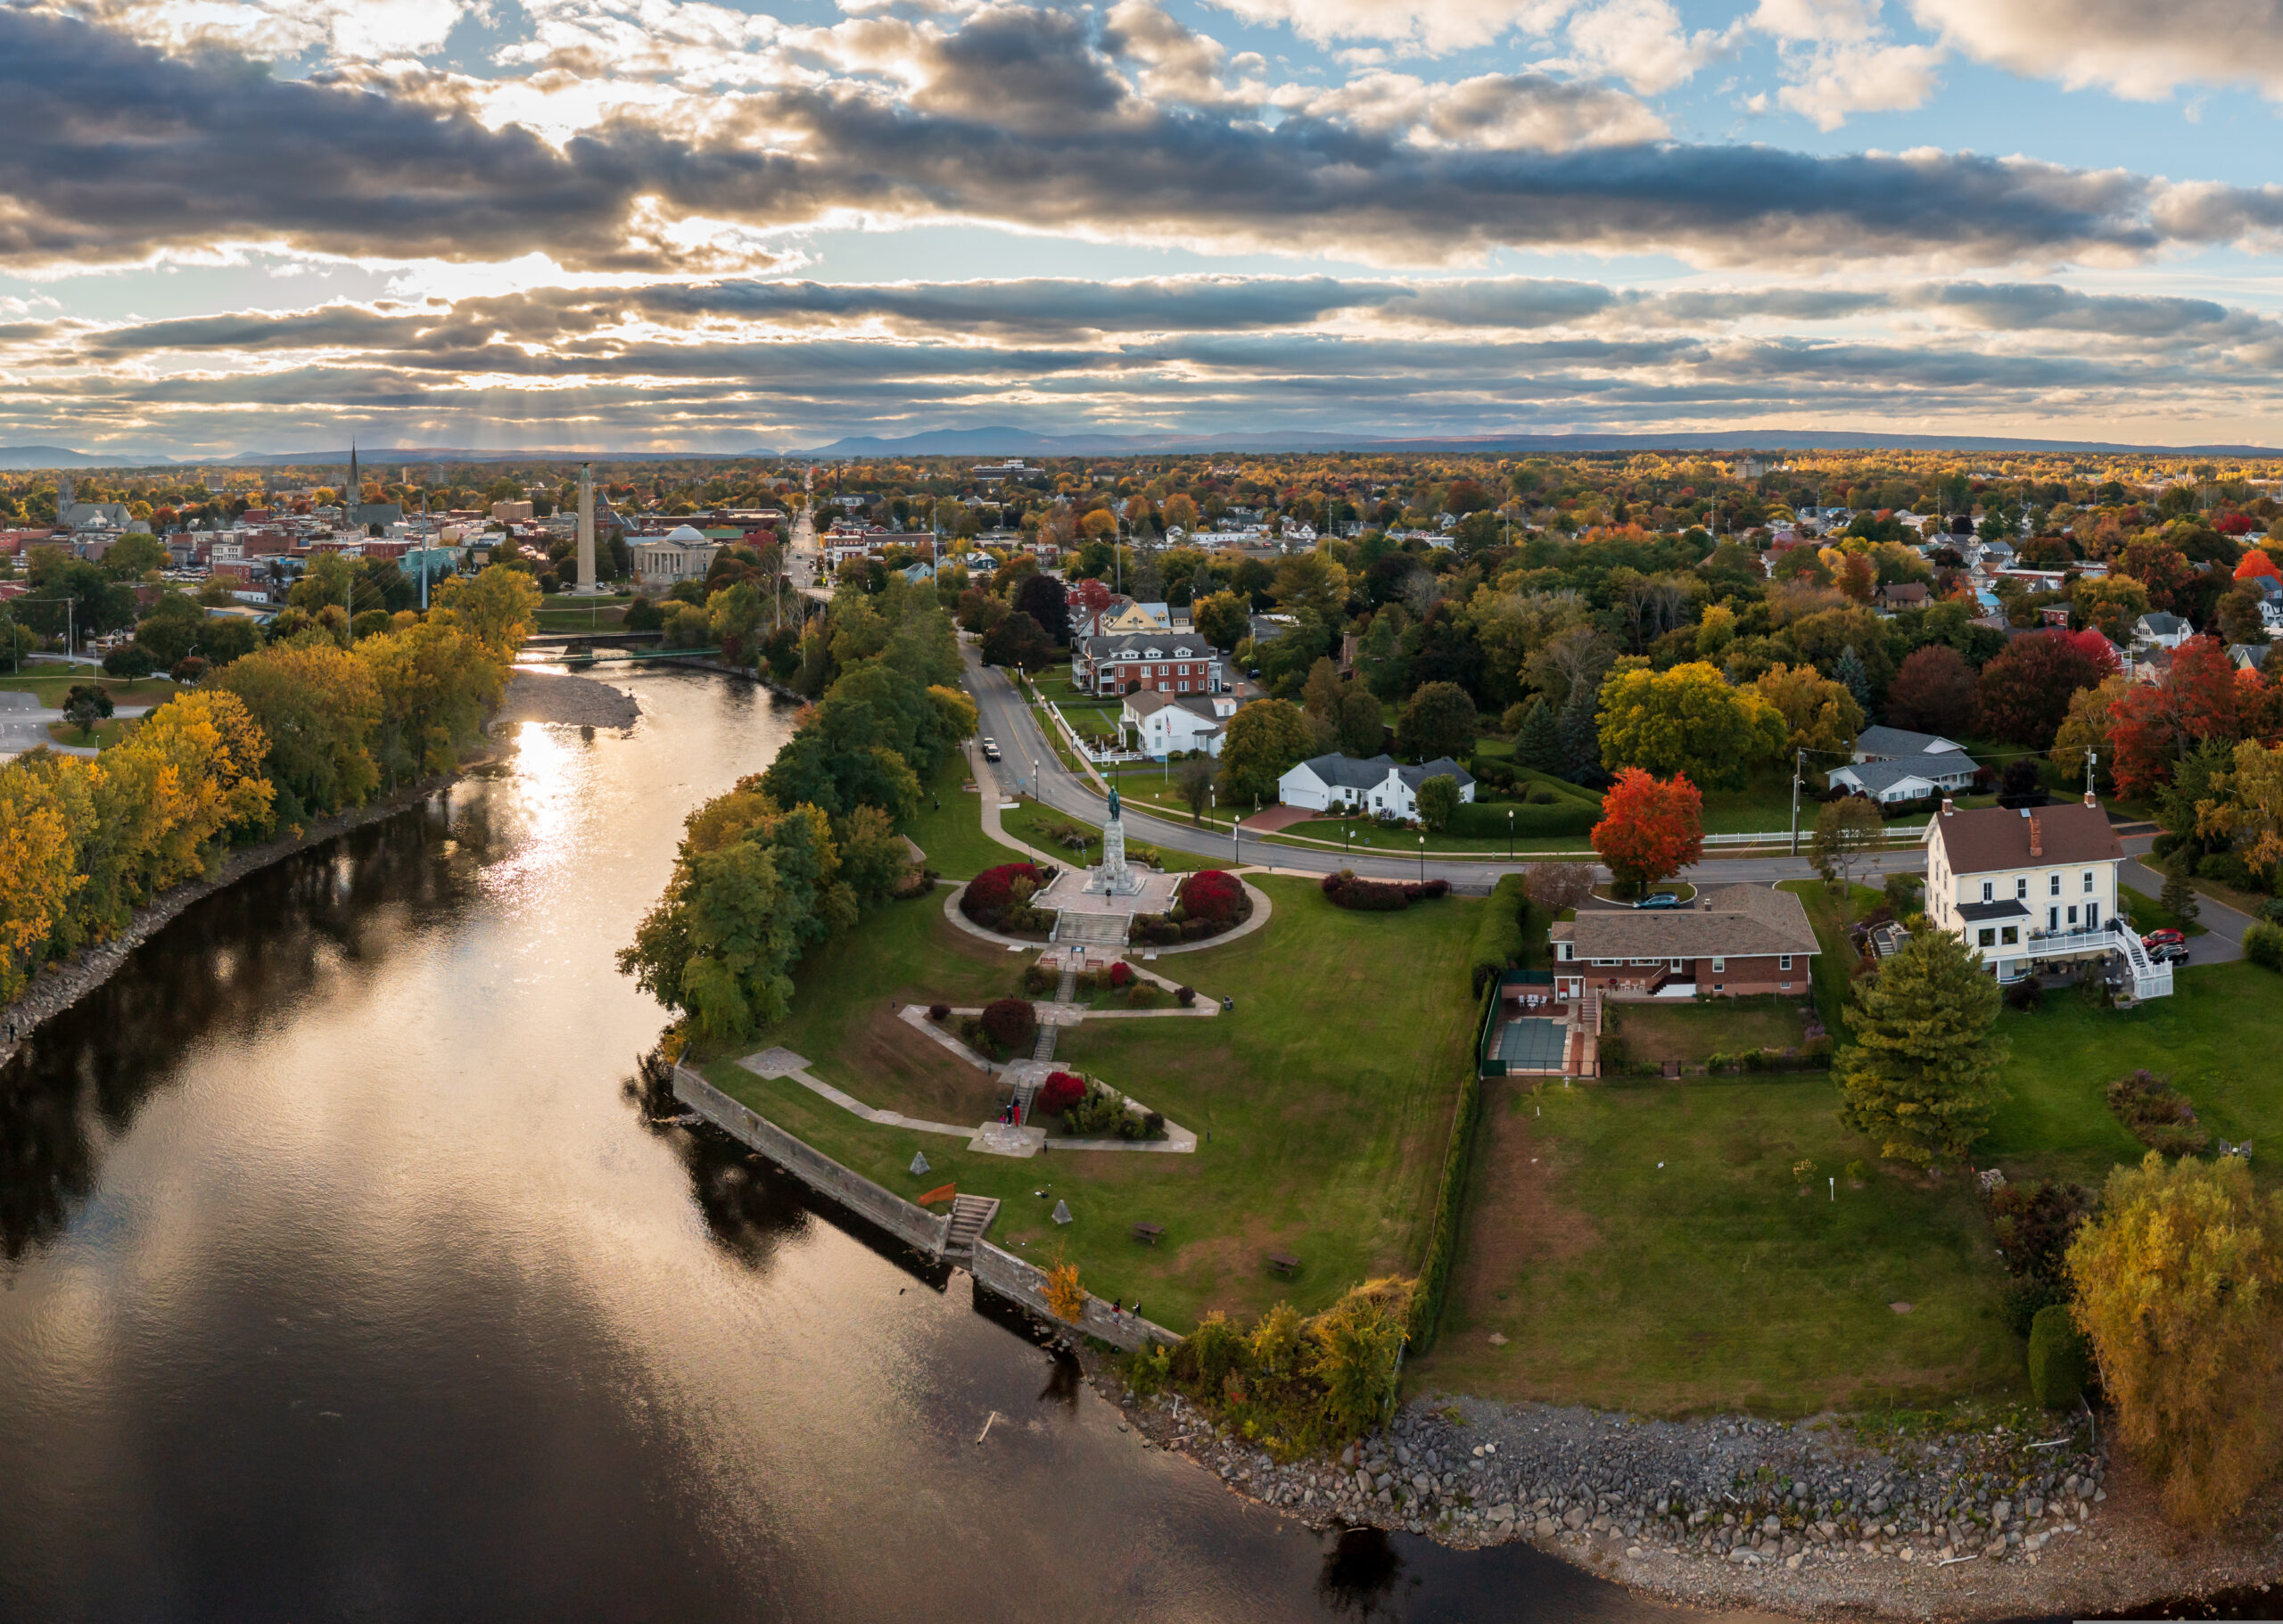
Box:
1131 1222 1165 1246
1266 1249 1300 1277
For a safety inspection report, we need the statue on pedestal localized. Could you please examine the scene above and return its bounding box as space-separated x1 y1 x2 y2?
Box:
1088 785 1140 896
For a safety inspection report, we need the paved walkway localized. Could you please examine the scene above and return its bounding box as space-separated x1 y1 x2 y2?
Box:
2120 839 2252 966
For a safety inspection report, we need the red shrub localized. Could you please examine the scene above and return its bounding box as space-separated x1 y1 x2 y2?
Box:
979 997 1037 1052
963 861 1042 921
1182 869 1244 924
1037 1070 1085 1115
1108 960 1135 988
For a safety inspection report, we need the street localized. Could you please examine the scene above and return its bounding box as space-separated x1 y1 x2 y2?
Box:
958 647 1927 887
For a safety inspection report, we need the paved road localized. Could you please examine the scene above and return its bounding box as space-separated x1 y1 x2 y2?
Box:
958 647 1923 887
2121 837 2252 965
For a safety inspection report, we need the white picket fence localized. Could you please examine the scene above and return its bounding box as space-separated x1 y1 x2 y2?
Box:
1040 699 1142 765
1702 826 1927 848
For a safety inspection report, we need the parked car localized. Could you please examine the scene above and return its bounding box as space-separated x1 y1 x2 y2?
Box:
980 737 1001 762
2147 942 2191 964
2141 928 2186 950
1634 892 1684 910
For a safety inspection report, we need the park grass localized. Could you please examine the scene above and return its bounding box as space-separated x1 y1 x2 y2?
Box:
45 717 133 750
1605 997 1808 1071
1414 1073 2023 1415
1782 878 1883 1035
2121 884 2207 938
1982 961 2283 1191
0 672 178 706
998 797 1214 872
704 875 1479 1331
899 754 1010 882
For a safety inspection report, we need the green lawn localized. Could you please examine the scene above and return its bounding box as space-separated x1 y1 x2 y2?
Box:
0 672 178 706
46 717 133 750
899 755 1011 881
999 797 1215 872
1982 961 2283 1191
1782 878 1883 1035
1604 997 1809 1072
1414 1074 2021 1414
703 875 1480 1331
2121 884 2208 937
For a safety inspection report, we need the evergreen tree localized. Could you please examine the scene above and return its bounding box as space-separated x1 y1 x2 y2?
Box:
1834 643 1873 716
1515 697 1563 775
1558 680 1600 782
1838 927 2007 1166
2160 853 2202 928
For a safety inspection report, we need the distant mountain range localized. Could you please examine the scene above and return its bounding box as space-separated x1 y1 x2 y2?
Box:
3 426 2275 472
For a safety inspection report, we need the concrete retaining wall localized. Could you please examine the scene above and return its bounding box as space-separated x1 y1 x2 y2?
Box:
672 1064 1179 1354
673 1065 949 1254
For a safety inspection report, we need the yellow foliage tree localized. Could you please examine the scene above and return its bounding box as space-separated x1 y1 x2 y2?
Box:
2067 1152 2283 1528
1043 1257 1087 1323
2196 738 2283 877
1751 662 1866 761
433 563 541 660
0 759 93 1000
1597 661 1786 789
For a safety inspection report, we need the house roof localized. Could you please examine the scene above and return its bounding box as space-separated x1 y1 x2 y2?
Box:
1550 885 1819 960
1122 690 1226 725
2139 611 2186 634
1929 800 2122 875
2230 643 2277 671
1856 725 1965 759
1399 756 1476 790
1831 754 1978 796
1878 581 1930 603
1293 752 1403 789
1081 631 1212 659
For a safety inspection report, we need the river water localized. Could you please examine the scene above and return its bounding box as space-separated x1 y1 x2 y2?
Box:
0 671 1754 1623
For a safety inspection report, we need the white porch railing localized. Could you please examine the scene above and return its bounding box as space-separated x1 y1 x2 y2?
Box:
2020 919 2173 999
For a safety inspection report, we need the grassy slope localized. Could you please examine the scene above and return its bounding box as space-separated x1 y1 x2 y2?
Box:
900 755 1010 882
1414 1074 2019 1414
0 672 178 705
705 875 1478 1331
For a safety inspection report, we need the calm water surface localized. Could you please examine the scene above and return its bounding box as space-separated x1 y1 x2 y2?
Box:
0 671 1759 1623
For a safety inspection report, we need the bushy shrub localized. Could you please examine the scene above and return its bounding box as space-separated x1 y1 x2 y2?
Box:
2246 922 2283 970
1174 985 1196 1007
979 996 1037 1055
1021 962 1056 994
2005 977 2046 1010
1036 1070 1085 1115
2106 1069 2212 1154
1182 869 1245 924
1128 981 1170 1009
927 1002 951 1022
1468 873 1528 993
1321 869 1450 911
1072 969 1098 993
2002 1274 2069 1339
1986 1178 2096 1282
2028 1304 2090 1409
1108 960 1135 989
962 861 1043 927
2197 851 2258 892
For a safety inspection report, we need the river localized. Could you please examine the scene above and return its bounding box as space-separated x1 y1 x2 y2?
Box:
0 670 1760 1623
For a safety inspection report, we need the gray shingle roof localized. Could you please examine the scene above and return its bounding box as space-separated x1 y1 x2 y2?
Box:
1549 885 1819 960
1855 725 1965 759
1831 754 1979 796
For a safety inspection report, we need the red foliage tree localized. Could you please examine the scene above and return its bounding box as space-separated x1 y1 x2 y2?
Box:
1036 1071 1085 1115
1107 960 1135 988
2219 513 2257 538
1884 644 1978 735
979 997 1038 1053
2116 538 2196 612
963 861 1042 919
1590 769 1704 893
2108 636 2244 798
1974 631 2115 746
2233 546 2277 579
1068 578 1113 618
1180 869 1243 923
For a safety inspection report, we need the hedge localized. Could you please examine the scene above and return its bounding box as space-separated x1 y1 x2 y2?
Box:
2028 1303 2089 1409
1409 980 1493 1356
1322 870 1449 910
2247 922 2283 970
1467 873 1529 993
1447 799 1600 839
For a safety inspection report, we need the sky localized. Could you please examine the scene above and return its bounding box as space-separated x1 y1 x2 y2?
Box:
11 0 2283 458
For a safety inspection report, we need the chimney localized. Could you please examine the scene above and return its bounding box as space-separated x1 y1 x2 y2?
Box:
1941 797 1954 817
2084 789 2098 808
2029 814 2043 858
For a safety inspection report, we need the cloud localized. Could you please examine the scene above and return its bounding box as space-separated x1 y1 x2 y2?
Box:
54 0 474 61
1909 0 2283 101
1195 0 1572 55
1774 41 1944 128
1295 70 1667 148
1553 0 1737 94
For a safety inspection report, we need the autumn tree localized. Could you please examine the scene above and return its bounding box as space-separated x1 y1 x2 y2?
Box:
2048 672 2131 789
1752 663 1864 760
1590 768 1703 894
1216 697 1314 807
1597 661 1784 789
1395 680 1477 763
1193 589 1249 651
980 611 1052 671
2107 636 2242 797
2067 1153 2283 1528
1523 861 1595 914
1811 796 1885 914
1884 644 1977 736
1837 927 2006 1167
0 757 93 1001
1174 754 1216 824
2116 536 2195 611
1974 630 2115 746
2070 574 2151 644
2232 547 2279 581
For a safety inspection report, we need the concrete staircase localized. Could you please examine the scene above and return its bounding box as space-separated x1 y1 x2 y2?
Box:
1051 911 1131 948
944 1194 1001 1259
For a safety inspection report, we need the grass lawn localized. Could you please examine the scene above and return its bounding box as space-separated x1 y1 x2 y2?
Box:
2121 885 2208 937
900 755 1011 882
1604 996 1809 1072
702 875 1480 1331
46 717 134 750
1782 878 1883 1035
1413 1074 2021 1414
999 797 1216 872
1982 961 2283 1191
0 672 178 706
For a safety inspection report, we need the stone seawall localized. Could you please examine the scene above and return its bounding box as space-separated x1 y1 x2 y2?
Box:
672 1064 1178 1354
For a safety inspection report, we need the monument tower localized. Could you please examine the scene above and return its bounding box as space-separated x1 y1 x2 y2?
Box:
576 461 598 593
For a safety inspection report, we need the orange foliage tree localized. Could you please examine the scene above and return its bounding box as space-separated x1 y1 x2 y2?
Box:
1590 768 1704 894
2233 548 2279 581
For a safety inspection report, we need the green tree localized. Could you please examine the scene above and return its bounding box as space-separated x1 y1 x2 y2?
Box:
1334 685 1385 756
1596 661 1785 789
1217 697 1314 806
1175 754 1216 824
1356 610 1406 699
62 683 112 740
1514 697 1562 775
1837 927 2007 1167
1811 796 1885 916
1395 680 1478 763
98 532 169 580
707 580 764 665
2067 1152 2283 1528
2160 853 2202 928
100 644 154 688
1416 773 1461 832
1834 644 1873 713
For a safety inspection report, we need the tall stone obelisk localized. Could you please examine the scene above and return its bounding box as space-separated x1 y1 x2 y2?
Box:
576 460 597 593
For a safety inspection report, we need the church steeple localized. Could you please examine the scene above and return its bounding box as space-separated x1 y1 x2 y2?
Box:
347 442 359 511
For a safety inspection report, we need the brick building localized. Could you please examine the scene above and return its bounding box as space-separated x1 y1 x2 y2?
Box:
1550 885 1818 1002
1072 630 1224 697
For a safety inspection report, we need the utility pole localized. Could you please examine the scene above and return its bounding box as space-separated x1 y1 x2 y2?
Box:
1789 746 1805 857
2085 748 2098 803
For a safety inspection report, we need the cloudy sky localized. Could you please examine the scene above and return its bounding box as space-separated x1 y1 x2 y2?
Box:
9 0 2283 457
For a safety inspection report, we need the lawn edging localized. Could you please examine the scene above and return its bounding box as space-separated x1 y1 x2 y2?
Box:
1407 977 1495 1356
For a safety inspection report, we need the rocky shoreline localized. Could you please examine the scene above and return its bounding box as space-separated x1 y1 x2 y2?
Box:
0 669 635 1064
1088 1362 2283 1620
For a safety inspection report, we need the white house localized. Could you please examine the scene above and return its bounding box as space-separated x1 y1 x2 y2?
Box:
2133 612 2191 650
1834 725 1981 803
1922 797 2168 996
1278 753 1477 820
1121 690 1235 757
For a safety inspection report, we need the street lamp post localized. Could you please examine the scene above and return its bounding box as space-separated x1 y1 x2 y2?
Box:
1509 807 1514 861
1419 833 1426 882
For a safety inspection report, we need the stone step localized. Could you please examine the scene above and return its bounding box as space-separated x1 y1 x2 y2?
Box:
944 1193 1001 1252
1053 911 1132 947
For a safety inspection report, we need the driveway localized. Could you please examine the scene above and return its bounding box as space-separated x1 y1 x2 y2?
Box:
2120 837 2251 965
